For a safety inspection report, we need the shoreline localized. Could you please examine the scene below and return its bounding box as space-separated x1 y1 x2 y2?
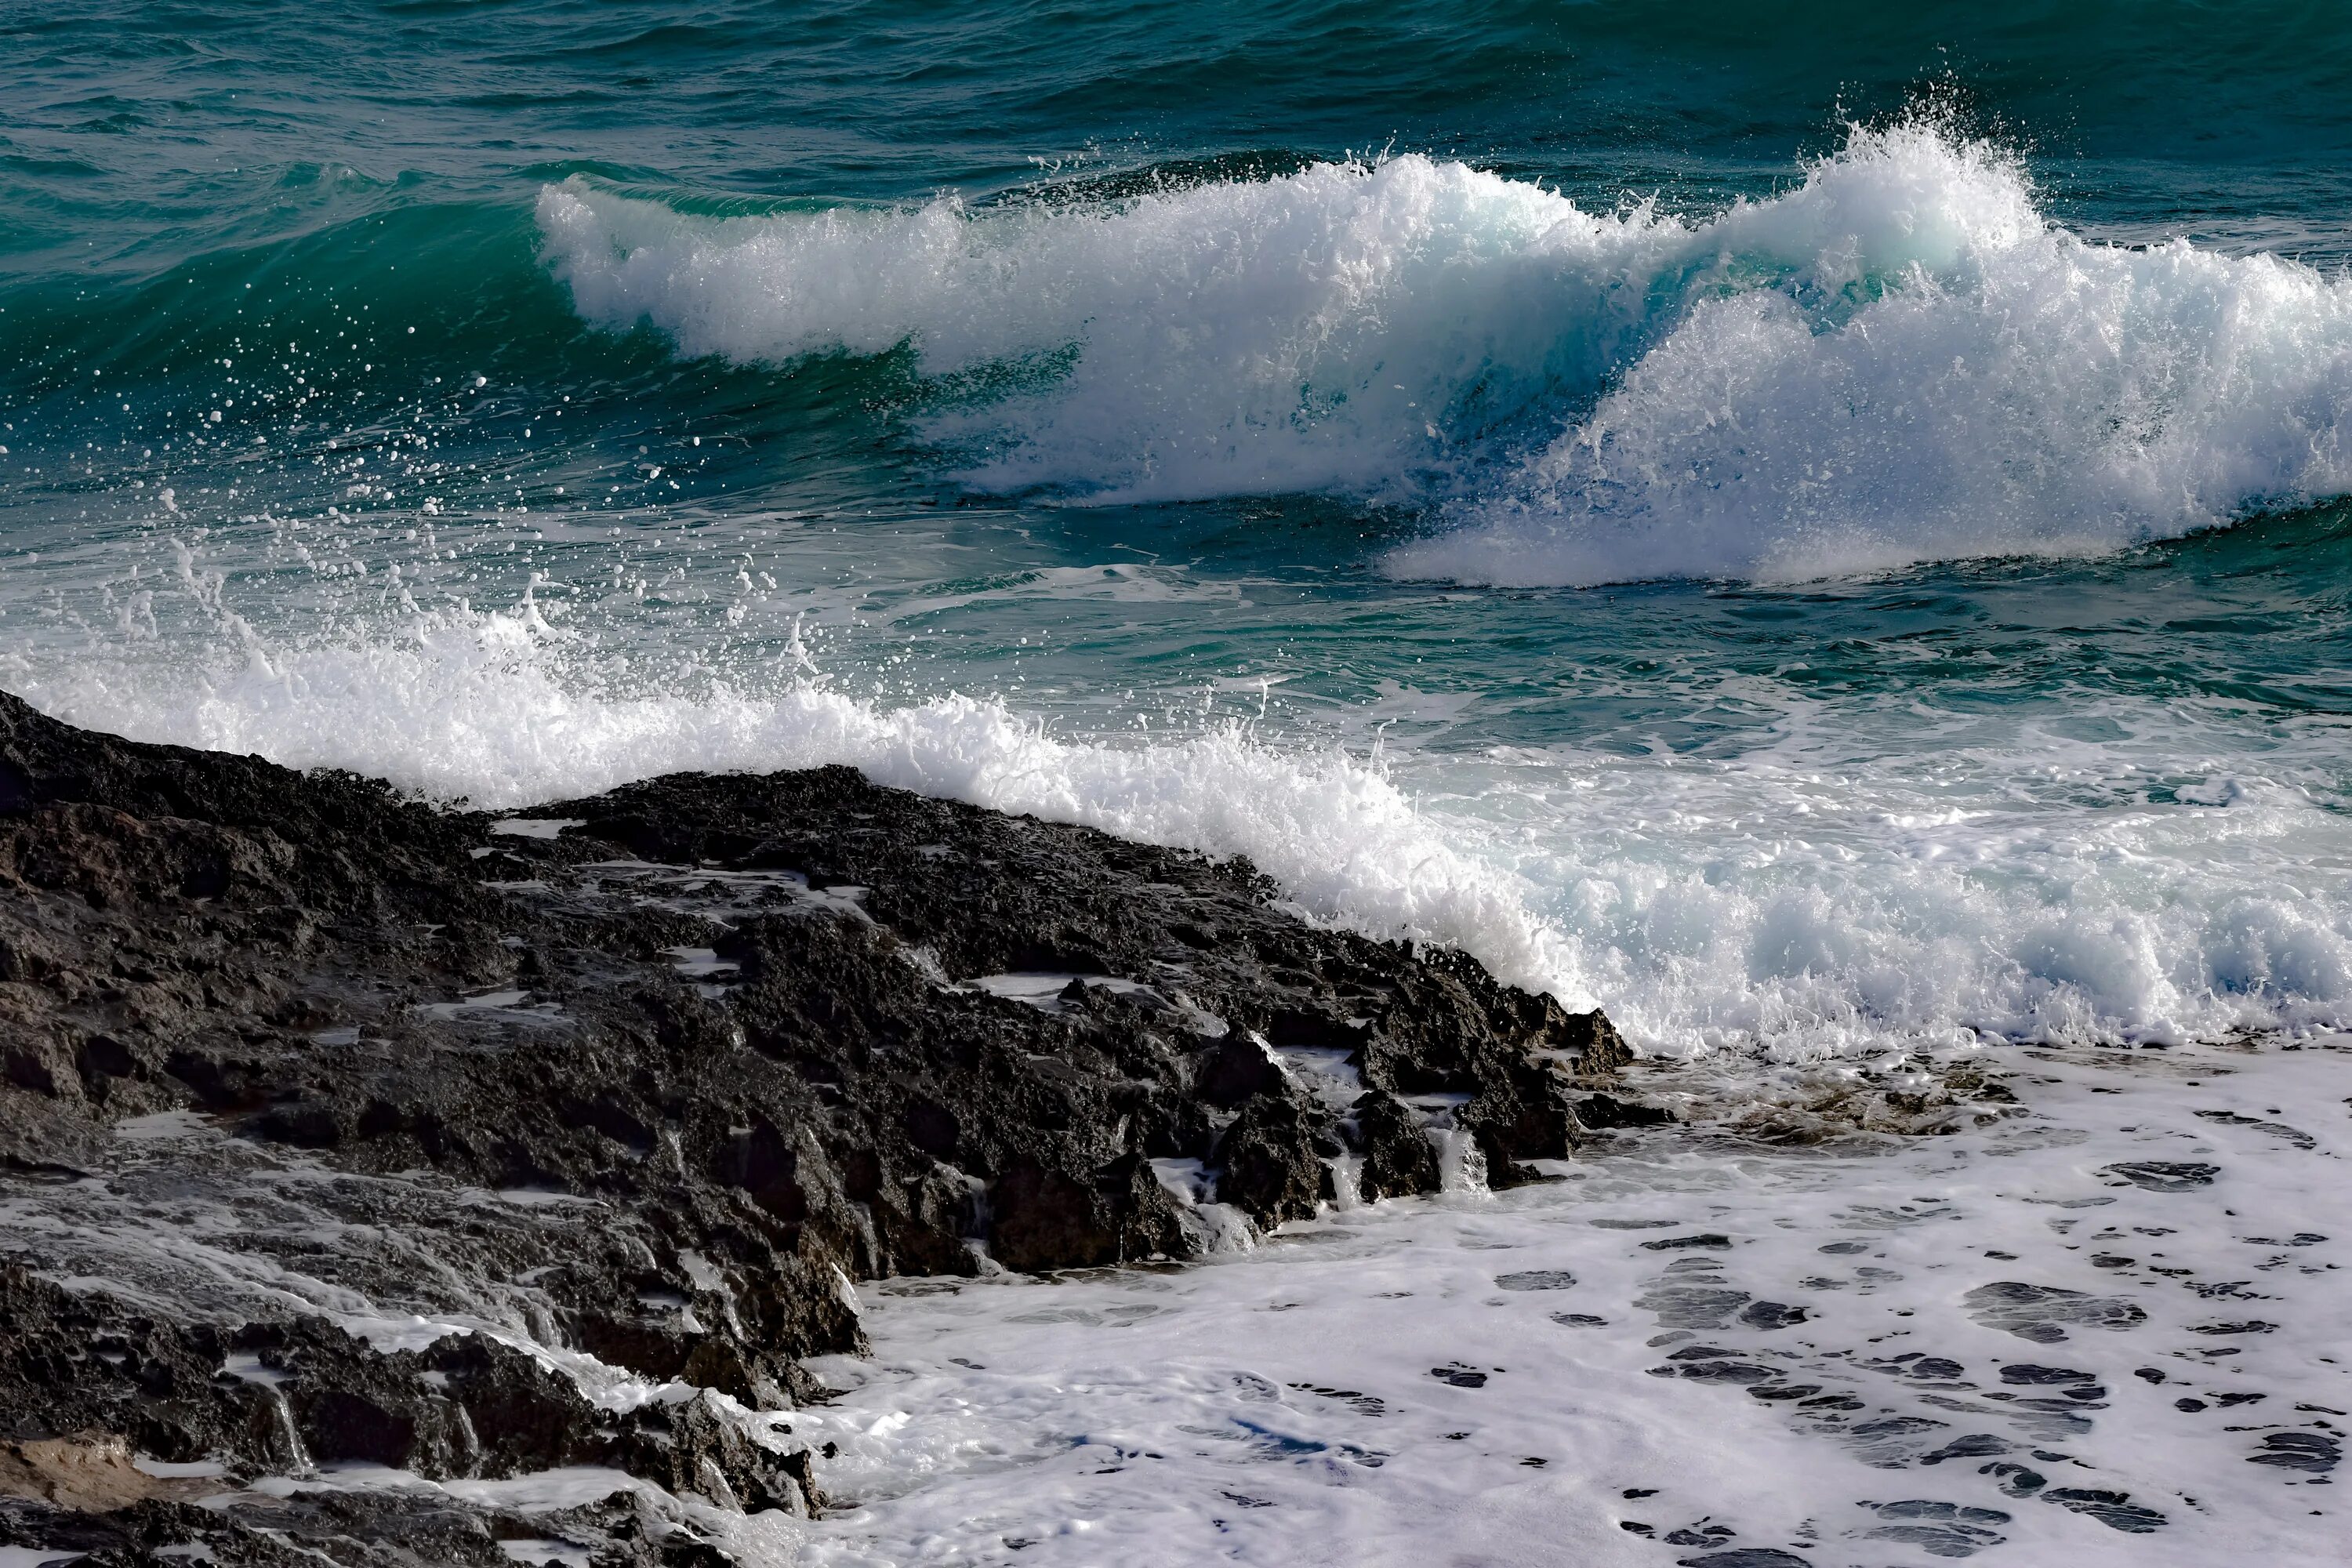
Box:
5 699 2338 1565
0 694 1639 1563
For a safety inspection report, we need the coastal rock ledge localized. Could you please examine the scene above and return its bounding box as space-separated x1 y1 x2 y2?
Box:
0 692 1636 1564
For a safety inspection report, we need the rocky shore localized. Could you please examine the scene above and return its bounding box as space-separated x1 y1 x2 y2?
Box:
0 693 1642 1565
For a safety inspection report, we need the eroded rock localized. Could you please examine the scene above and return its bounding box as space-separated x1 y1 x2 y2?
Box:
0 694 1634 1563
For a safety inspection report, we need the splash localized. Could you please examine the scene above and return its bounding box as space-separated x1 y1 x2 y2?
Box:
1402 126 2352 584
543 122 2352 583
20 597 2352 1062
17 607 1592 1012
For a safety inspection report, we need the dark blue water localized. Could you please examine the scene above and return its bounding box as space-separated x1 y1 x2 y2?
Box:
3 2 2349 1056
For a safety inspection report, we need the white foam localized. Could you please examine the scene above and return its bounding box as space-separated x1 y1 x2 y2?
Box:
1430 728 2352 1059
539 154 1658 503
18 602 2352 1062
541 123 2352 583
15 609 1590 1011
1401 127 2352 585
794 1037 2352 1568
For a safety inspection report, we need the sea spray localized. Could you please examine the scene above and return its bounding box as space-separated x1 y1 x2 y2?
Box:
20 593 2352 1062
543 122 2352 583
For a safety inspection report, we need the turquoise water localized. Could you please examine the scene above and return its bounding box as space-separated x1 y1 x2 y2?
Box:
5 2 2350 1056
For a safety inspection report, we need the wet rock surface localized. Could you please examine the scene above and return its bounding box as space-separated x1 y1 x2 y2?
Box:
0 694 1636 1563
706 1026 2345 1563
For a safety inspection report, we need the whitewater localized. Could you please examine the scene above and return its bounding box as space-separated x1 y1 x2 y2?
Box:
14 579 2350 1063
543 123 2352 582
13 123 2345 1062
7 9 2352 1555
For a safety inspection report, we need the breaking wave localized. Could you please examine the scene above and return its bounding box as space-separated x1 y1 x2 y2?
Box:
20 602 2351 1062
543 122 2352 585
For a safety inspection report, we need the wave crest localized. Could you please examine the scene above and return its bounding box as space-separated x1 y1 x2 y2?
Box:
542 122 2352 583
1403 127 2352 583
539 151 1661 502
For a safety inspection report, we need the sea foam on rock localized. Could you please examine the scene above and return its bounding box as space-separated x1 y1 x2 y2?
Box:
0 691 1633 1563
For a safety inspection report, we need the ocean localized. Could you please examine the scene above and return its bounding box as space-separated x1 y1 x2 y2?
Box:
5 3 2349 1562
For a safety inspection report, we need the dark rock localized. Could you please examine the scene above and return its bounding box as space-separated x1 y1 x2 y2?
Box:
1573 1091 1678 1130
2097 1161 2219 1192
0 1263 291 1473
1193 1034 1282 1109
0 693 1636 1563
1350 1089 1441 1200
1348 946 1621 1181
1215 1092 1329 1226
608 1390 813 1513
988 1156 1185 1270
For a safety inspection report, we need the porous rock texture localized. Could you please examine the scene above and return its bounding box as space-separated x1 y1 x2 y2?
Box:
0 691 1635 1563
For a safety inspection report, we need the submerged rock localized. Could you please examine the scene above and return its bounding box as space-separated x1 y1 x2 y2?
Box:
0 693 1632 1563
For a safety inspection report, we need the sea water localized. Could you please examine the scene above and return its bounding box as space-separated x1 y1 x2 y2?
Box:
4 4 2349 1561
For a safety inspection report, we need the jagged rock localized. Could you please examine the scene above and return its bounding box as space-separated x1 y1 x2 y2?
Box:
0 1265 294 1475
608 1389 811 1515
1352 1090 1443 1201
1217 1092 1332 1225
1193 1033 1284 1108
0 693 1635 1563
1572 1091 1680 1131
